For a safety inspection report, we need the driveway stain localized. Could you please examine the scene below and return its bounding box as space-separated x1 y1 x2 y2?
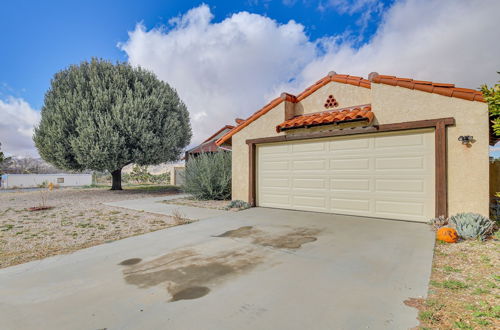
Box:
171 286 210 301
254 228 320 249
216 226 260 238
118 258 142 266
121 226 321 301
121 248 263 302
217 226 321 249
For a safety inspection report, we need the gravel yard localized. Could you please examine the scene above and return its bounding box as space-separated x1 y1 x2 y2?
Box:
407 238 500 329
0 186 182 269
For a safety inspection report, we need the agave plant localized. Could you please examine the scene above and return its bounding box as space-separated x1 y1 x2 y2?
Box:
429 215 448 230
449 213 494 241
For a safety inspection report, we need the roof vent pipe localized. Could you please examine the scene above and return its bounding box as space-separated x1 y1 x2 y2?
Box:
368 72 379 81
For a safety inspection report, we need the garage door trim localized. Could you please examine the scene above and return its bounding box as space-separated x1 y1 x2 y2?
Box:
246 117 455 218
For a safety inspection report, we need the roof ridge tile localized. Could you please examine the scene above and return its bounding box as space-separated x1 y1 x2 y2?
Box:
369 72 484 103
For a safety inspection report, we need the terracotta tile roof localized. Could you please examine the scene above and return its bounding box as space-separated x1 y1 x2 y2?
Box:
187 125 234 155
295 73 371 101
276 105 374 133
202 125 234 143
215 72 371 146
369 73 485 102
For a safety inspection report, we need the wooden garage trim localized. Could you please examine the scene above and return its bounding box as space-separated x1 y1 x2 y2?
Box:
246 117 455 218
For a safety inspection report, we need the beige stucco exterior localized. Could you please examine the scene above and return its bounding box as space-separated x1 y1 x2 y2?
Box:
295 81 371 115
371 84 489 216
230 80 489 217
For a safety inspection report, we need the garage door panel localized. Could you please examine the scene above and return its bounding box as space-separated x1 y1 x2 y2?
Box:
329 138 370 151
292 195 327 209
292 159 326 170
331 178 371 191
260 144 290 154
259 193 290 207
257 129 435 222
375 200 425 217
260 160 289 171
261 178 290 188
292 142 326 153
293 178 327 189
330 198 371 212
330 158 371 170
375 133 424 148
375 156 425 170
375 179 425 193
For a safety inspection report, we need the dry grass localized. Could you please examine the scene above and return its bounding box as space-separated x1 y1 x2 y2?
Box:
0 186 184 269
412 237 500 329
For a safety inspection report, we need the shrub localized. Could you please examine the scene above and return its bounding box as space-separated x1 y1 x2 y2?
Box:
184 152 231 200
449 213 495 241
37 180 49 188
226 200 251 210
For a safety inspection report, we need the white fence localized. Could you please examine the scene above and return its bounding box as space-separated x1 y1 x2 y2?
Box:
0 174 92 189
170 167 185 186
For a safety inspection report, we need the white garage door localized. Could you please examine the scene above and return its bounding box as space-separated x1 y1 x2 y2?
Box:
256 129 435 222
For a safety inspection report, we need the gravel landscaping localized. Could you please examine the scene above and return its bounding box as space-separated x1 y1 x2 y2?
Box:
0 186 182 269
161 197 231 210
160 197 252 211
407 237 500 329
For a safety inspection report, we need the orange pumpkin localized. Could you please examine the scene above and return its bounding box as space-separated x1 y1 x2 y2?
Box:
436 227 459 243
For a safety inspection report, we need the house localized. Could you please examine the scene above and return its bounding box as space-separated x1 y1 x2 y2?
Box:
185 125 234 161
216 72 490 222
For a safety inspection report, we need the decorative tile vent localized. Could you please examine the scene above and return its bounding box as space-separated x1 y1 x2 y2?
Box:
324 95 338 109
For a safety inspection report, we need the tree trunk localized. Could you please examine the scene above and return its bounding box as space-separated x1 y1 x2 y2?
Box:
111 169 122 190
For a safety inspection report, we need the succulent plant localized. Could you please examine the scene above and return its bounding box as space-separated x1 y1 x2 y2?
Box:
449 213 494 241
429 215 449 230
226 200 251 210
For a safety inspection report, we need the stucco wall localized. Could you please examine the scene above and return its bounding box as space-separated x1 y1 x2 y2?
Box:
231 80 490 217
295 82 371 115
371 84 489 216
232 103 286 201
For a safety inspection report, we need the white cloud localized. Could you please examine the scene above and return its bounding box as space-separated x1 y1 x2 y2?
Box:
120 4 317 146
120 0 499 147
302 0 500 89
318 0 381 14
0 97 40 157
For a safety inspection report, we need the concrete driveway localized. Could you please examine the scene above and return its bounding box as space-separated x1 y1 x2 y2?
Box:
0 208 434 330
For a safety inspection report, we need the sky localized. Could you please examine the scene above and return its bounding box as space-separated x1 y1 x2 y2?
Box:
0 0 499 157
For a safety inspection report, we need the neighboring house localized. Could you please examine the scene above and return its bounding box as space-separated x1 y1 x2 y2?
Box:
185 125 234 161
0 173 92 189
215 71 490 223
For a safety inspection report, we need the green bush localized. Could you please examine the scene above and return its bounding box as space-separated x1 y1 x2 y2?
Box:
449 213 495 241
226 200 251 210
184 152 231 200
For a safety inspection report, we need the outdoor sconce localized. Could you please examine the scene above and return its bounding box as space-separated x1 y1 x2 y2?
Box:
458 135 473 144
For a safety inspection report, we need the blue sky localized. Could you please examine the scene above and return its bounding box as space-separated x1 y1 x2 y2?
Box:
0 0 390 109
0 0 499 156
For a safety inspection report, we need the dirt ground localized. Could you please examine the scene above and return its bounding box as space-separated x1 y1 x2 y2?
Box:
408 237 500 329
0 186 183 269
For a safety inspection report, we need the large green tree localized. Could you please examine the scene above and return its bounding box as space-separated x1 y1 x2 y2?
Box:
34 58 191 190
481 73 500 136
